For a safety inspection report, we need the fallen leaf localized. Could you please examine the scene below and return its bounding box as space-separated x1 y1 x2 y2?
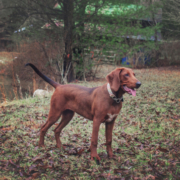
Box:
32 155 43 163
145 175 156 180
114 168 128 173
77 148 84 156
32 172 40 179
157 146 169 153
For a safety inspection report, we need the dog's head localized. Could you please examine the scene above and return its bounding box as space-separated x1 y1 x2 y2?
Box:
106 67 141 96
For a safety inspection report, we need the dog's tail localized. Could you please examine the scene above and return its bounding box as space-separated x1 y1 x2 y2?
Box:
25 63 59 88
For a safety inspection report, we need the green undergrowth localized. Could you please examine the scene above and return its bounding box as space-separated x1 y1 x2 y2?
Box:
0 68 180 179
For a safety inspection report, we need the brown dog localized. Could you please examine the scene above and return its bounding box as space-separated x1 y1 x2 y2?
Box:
26 63 141 161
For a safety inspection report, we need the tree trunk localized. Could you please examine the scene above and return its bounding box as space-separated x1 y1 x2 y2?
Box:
63 0 74 82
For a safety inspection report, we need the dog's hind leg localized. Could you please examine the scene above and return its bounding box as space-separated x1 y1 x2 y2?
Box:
39 107 62 147
54 109 74 149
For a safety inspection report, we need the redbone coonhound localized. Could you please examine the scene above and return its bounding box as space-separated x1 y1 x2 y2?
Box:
26 63 141 161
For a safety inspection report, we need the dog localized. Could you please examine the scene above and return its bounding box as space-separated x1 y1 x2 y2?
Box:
26 63 141 161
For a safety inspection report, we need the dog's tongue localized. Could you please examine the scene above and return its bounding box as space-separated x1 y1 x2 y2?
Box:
124 86 136 96
129 88 136 96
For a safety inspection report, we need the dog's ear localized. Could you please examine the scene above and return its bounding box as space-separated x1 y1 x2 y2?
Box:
106 68 123 92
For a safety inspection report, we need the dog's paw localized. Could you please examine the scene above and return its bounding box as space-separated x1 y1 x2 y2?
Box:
108 154 116 159
39 144 45 148
56 144 64 151
91 154 100 165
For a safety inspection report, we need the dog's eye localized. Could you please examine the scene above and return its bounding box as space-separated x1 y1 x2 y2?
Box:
125 74 129 77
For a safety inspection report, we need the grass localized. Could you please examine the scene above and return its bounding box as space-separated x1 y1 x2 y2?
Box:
0 67 180 179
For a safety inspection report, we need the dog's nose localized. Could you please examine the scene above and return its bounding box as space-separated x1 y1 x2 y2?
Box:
136 81 141 88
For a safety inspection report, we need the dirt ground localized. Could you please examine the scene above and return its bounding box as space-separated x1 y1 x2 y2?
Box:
0 52 20 63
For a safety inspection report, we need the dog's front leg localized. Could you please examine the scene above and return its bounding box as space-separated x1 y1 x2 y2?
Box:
105 119 116 158
90 118 101 161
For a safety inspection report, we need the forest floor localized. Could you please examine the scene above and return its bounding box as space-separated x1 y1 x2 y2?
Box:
0 67 180 179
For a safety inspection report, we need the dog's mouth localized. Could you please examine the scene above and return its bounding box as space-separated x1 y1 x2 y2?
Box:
123 85 136 96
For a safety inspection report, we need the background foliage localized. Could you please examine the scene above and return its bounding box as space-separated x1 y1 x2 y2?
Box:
0 0 166 82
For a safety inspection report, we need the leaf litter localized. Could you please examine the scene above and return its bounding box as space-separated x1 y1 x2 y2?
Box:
0 67 180 179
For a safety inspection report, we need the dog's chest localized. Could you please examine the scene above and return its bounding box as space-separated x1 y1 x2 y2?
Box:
105 113 118 122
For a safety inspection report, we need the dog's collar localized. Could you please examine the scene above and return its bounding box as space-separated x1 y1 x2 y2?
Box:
107 83 123 103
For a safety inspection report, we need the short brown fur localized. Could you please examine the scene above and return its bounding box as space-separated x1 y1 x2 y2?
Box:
26 64 140 161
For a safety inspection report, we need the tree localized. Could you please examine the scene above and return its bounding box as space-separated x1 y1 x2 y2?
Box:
61 0 74 82
162 0 180 39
